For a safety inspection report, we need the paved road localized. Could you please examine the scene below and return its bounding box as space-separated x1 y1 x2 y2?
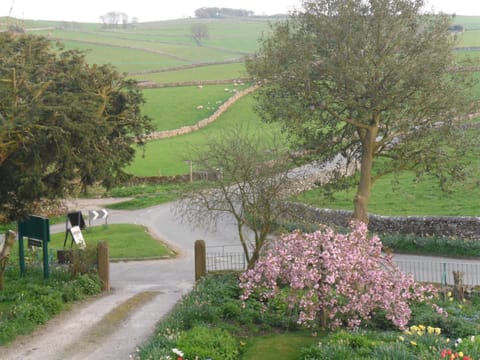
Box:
0 201 479 359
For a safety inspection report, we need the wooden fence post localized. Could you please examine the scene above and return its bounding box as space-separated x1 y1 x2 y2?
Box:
195 240 206 281
452 270 465 302
97 241 110 291
0 230 16 291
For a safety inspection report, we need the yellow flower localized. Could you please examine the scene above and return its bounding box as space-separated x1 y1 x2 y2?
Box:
418 325 425 331
458 352 464 357
434 328 441 335
398 336 405 342
427 326 434 334
410 341 417 346
447 291 452 297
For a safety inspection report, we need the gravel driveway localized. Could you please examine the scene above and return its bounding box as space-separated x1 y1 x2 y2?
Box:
0 199 241 360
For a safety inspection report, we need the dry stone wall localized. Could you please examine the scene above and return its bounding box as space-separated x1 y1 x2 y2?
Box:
144 84 259 140
286 202 480 239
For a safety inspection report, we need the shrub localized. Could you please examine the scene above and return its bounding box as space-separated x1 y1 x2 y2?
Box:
10 302 49 325
76 273 103 295
176 325 239 360
240 222 441 330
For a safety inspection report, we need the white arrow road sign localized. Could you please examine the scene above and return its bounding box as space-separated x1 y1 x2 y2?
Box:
88 209 109 225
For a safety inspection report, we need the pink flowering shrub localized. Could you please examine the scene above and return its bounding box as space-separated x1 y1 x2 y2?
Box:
239 222 441 330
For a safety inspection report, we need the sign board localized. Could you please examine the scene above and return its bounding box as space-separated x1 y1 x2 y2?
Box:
28 238 43 248
18 216 50 241
67 211 86 229
17 215 50 279
88 209 109 227
70 226 86 249
64 211 86 247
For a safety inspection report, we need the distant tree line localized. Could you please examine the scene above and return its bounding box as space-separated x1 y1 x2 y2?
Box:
99 11 139 29
194 7 254 18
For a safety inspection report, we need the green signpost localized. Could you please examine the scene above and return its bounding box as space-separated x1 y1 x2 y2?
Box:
18 216 50 279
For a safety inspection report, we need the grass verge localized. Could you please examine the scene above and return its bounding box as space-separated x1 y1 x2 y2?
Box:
49 224 175 260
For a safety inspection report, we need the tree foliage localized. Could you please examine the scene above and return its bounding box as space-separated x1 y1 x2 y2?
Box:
240 222 443 330
175 126 294 268
99 11 130 29
0 33 152 220
246 0 478 222
191 23 209 46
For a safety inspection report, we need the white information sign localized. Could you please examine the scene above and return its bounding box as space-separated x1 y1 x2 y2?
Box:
70 226 86 249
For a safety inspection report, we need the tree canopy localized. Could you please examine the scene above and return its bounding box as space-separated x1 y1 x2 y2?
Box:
246 0 477 223
0 33 152 220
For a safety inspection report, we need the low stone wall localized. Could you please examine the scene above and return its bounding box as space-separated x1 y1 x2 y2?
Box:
138 78 253 88
286 202 480 239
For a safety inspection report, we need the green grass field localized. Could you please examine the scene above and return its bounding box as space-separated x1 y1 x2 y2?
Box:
142 83 250 131
126 94 282 176
131 62 247 82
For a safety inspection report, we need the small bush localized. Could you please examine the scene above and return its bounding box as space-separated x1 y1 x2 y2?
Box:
68 247 98 276
75 273 102 295
176 325 239 360
36 293 64 316
10 302 49 325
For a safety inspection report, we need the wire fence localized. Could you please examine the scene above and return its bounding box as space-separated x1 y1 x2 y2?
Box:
206 245 247 272
393 259 480 286
205 248 480 286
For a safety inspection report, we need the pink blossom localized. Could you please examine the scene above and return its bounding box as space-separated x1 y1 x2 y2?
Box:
239 221 442 330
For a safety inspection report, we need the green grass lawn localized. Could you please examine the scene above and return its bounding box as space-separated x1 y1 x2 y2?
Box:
46 224 174 260
241 331 319 360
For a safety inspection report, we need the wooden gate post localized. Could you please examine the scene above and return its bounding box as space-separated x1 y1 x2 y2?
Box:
97 241 110 291
195 240 206 281
0 231 16 291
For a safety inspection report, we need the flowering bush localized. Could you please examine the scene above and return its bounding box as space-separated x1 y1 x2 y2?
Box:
240 222 442 330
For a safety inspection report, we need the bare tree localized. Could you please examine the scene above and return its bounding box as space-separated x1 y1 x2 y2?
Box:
175 126 294 268
191 23 209 46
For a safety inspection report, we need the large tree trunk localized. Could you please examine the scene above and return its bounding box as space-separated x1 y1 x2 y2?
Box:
353 126 377 224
